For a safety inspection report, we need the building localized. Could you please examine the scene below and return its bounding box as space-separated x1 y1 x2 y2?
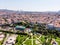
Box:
24 28 32 33
15 26 26 31
47 24 55 30
54 19 60 30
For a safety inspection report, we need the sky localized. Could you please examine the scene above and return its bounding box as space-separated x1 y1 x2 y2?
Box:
0 0 60 11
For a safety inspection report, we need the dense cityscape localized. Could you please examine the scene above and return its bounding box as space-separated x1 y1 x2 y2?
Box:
0 10 60 28
1 0 60 45
0 9 59 45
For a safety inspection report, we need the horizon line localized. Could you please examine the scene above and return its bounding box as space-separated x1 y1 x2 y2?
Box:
0 8 60 12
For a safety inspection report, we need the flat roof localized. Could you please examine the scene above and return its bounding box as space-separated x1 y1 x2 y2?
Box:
16 26 25 29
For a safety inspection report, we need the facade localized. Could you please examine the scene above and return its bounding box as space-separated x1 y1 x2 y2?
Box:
47 24 55 30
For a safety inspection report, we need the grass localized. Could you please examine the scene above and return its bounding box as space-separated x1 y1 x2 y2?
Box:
40 35 46 42
55 37 60 45
15 35 28 45
15 34 60 45
33 40 37 45
24 40 32 45
0 41 2 45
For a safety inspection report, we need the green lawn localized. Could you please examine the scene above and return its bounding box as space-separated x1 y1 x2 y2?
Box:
24 40 32 45
33 40 37 45
0 41 2 45
15 35 28 45
55 37 60 45
15 34 60 45
40 35 46 42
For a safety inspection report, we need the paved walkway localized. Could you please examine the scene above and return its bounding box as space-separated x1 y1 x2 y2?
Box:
2 34 9 45
22 33 42 45
3 34 18 45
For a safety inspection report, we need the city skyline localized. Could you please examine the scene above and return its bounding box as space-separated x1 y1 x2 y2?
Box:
0 0 60 11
